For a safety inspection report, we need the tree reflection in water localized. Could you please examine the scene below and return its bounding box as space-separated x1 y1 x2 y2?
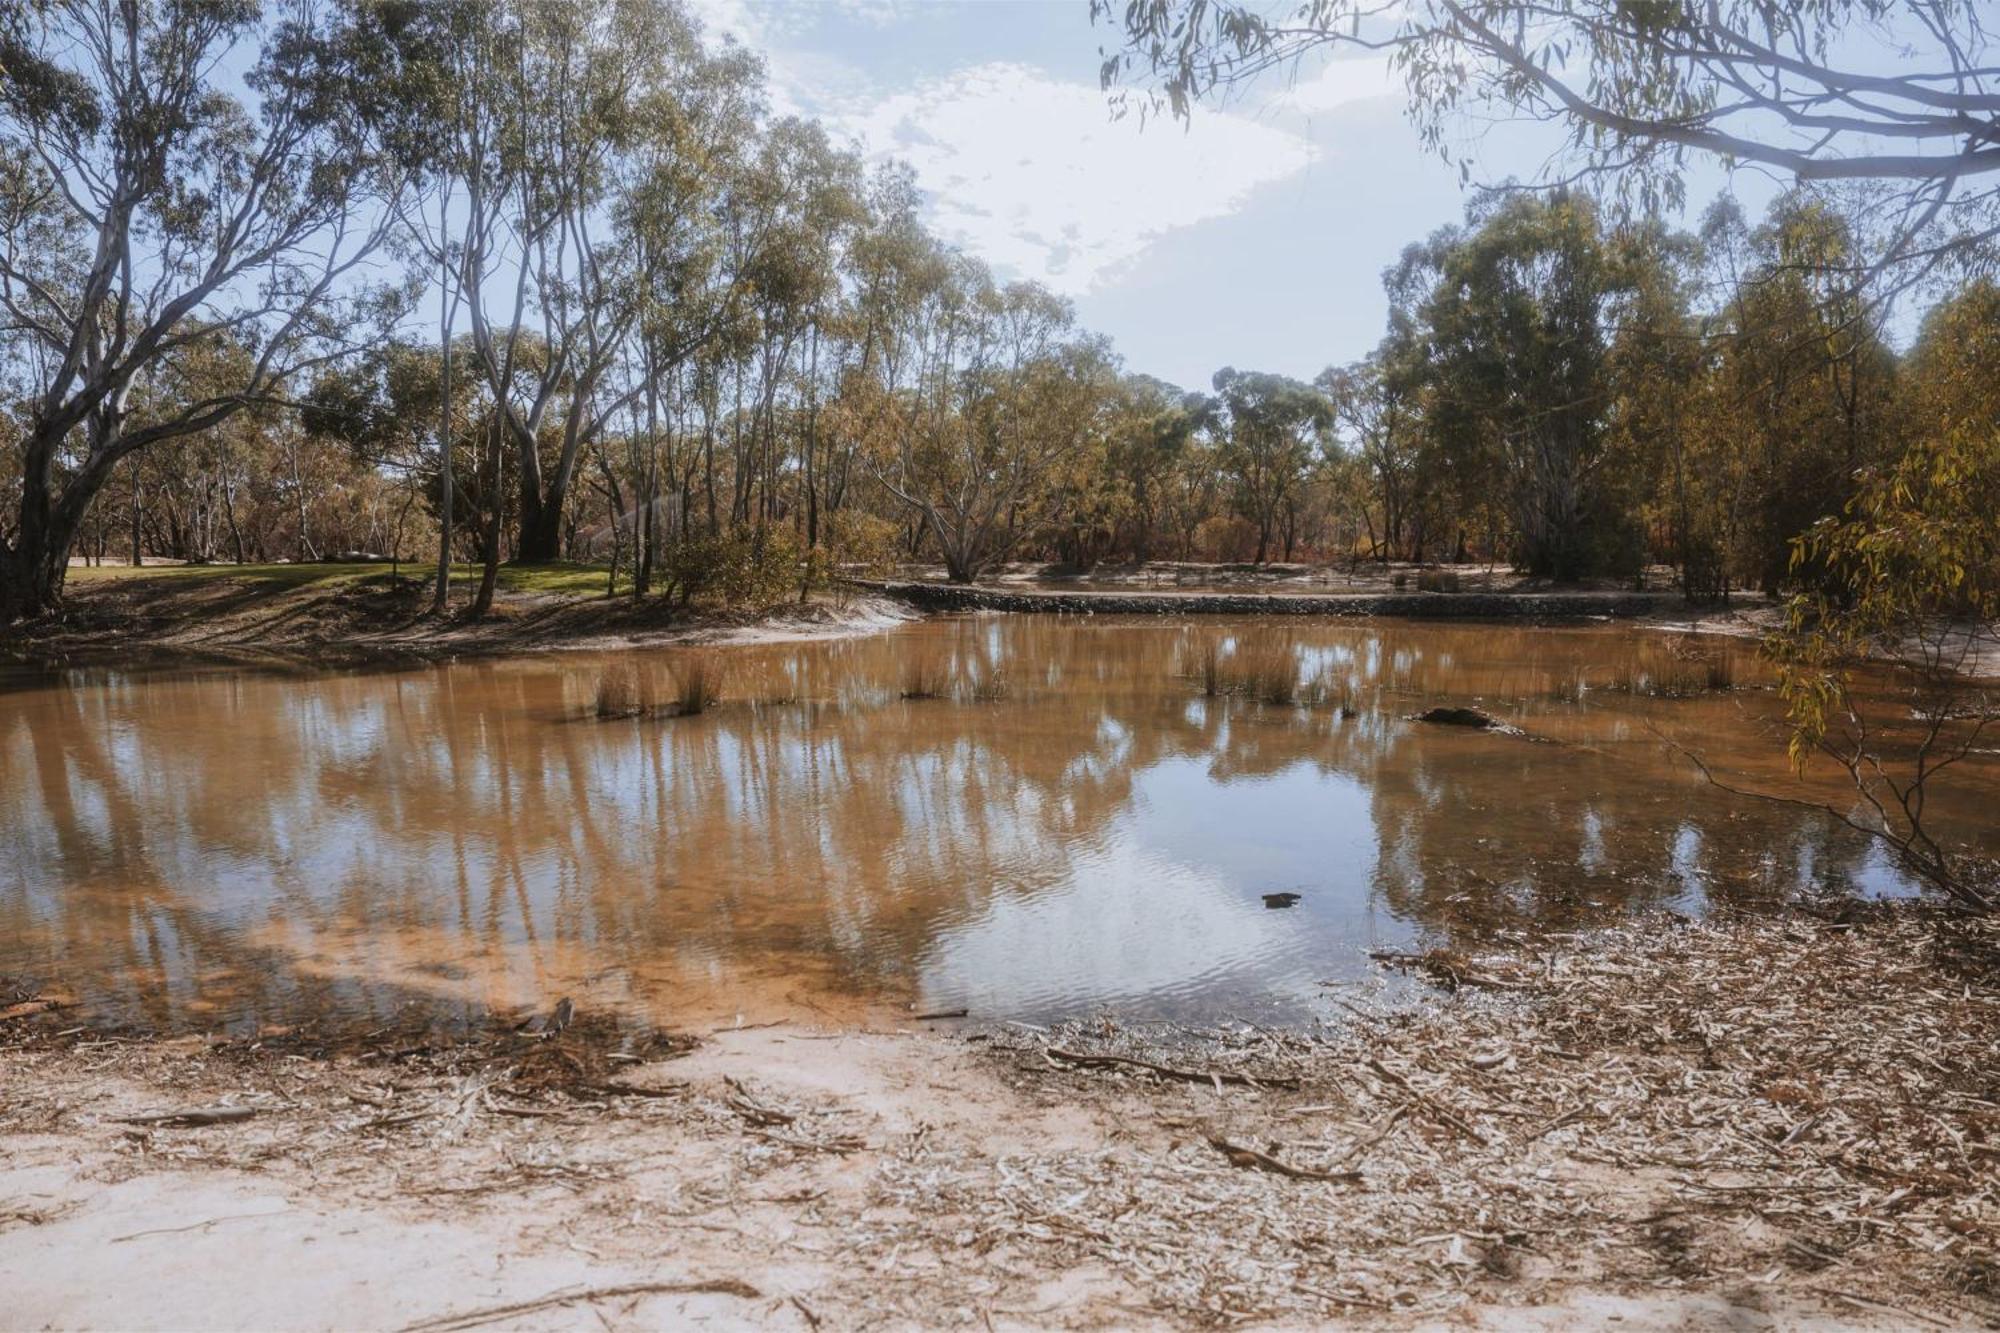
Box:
2 618 1991 1033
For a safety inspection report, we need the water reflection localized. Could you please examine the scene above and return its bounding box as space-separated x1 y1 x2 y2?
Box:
2 618 1992 1033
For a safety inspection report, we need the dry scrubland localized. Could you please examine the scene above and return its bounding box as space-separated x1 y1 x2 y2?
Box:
4 902 1996 1330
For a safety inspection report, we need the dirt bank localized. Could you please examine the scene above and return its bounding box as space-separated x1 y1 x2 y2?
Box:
5 902 1994 1330
1 564 916 669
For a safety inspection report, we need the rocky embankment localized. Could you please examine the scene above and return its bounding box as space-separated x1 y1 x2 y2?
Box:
869 580 1665 619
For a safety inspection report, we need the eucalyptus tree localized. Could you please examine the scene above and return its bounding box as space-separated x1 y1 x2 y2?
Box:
1102 373 1204 564
726 118 866 533
1392 193 1638 579
620 36 764 592
870 252 1105 584
0 0 416 620
1208 368 1331 565
442 0 751 578
1319 343 1423 562
1703 194 1900 592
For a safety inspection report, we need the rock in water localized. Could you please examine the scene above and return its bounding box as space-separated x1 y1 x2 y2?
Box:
1410 706 1504 729
1261 892 1302 909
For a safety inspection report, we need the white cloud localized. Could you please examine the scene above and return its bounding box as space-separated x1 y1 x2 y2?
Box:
836 63 1317 295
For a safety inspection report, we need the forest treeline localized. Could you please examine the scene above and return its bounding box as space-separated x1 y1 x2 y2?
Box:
4 0 1998 619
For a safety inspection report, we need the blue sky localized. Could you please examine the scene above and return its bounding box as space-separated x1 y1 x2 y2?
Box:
691 0 1777 392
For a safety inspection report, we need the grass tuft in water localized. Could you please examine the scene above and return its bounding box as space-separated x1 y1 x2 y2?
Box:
1196 639 1224 697
902 655 952 701
967 670 1009 703
594 669 641 720
1239 649 1299 706
673 653 721 715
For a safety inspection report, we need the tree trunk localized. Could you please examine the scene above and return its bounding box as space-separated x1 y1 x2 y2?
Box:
1 470 90 622
433 273 456 615
515 490 562 564
471 422 504 618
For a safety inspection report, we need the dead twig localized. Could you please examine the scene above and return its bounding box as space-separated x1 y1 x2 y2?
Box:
113 1105 258 1128
1044 1047 1299 1090
1206 1135 1362 1182
401 1279 763 1333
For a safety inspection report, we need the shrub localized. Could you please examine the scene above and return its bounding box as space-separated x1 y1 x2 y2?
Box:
819 510 902 606
658 526 806 609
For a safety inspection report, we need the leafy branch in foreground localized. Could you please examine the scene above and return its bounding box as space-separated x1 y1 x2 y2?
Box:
1767 284 2000 908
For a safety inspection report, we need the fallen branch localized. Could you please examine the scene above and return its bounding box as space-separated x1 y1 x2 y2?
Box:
402 1279 763 1333
750 1129 864 1155
114 1106 258 1128
0 996 74 1023
1207 1135 1362 1182
724 1076 796 1126
1367 1060 1487 1144
1045 1047 1300 1090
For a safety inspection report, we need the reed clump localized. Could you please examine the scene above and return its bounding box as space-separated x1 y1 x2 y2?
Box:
1550 668 1588 703
902 655 952 701
1195 639 1224 697
672 653 721 715
966 669 1009 703
593 668 641 720
1239 648 1299 706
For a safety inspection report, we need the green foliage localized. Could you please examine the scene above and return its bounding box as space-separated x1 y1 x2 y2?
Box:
1208 368 1331 565
657 526 805 609
1769 284 2000 906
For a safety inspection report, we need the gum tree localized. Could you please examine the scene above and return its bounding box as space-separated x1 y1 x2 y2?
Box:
0 0 413 621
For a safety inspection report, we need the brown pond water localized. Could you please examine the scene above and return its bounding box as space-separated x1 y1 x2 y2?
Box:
3 617 1995 1036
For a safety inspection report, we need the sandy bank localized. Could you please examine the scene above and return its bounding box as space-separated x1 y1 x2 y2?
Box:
2 565 917 669
4 902 1993 1330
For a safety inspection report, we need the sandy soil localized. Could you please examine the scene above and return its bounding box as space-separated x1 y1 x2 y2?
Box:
5 903 1994 1331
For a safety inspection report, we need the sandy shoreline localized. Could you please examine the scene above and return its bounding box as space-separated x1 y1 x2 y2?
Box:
5 902 1993 1330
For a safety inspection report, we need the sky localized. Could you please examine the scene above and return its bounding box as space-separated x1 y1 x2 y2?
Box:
686 0 1774 393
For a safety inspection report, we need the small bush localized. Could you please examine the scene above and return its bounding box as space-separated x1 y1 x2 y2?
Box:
659 526 805 609
820 510 902 606
1416 568 1462 593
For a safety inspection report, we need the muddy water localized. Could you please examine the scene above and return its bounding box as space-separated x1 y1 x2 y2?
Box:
3 617 1995 1034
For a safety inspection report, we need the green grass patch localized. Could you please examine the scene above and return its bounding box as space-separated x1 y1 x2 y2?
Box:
491 561 612 596
67 561 386 588
68 559 614 596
